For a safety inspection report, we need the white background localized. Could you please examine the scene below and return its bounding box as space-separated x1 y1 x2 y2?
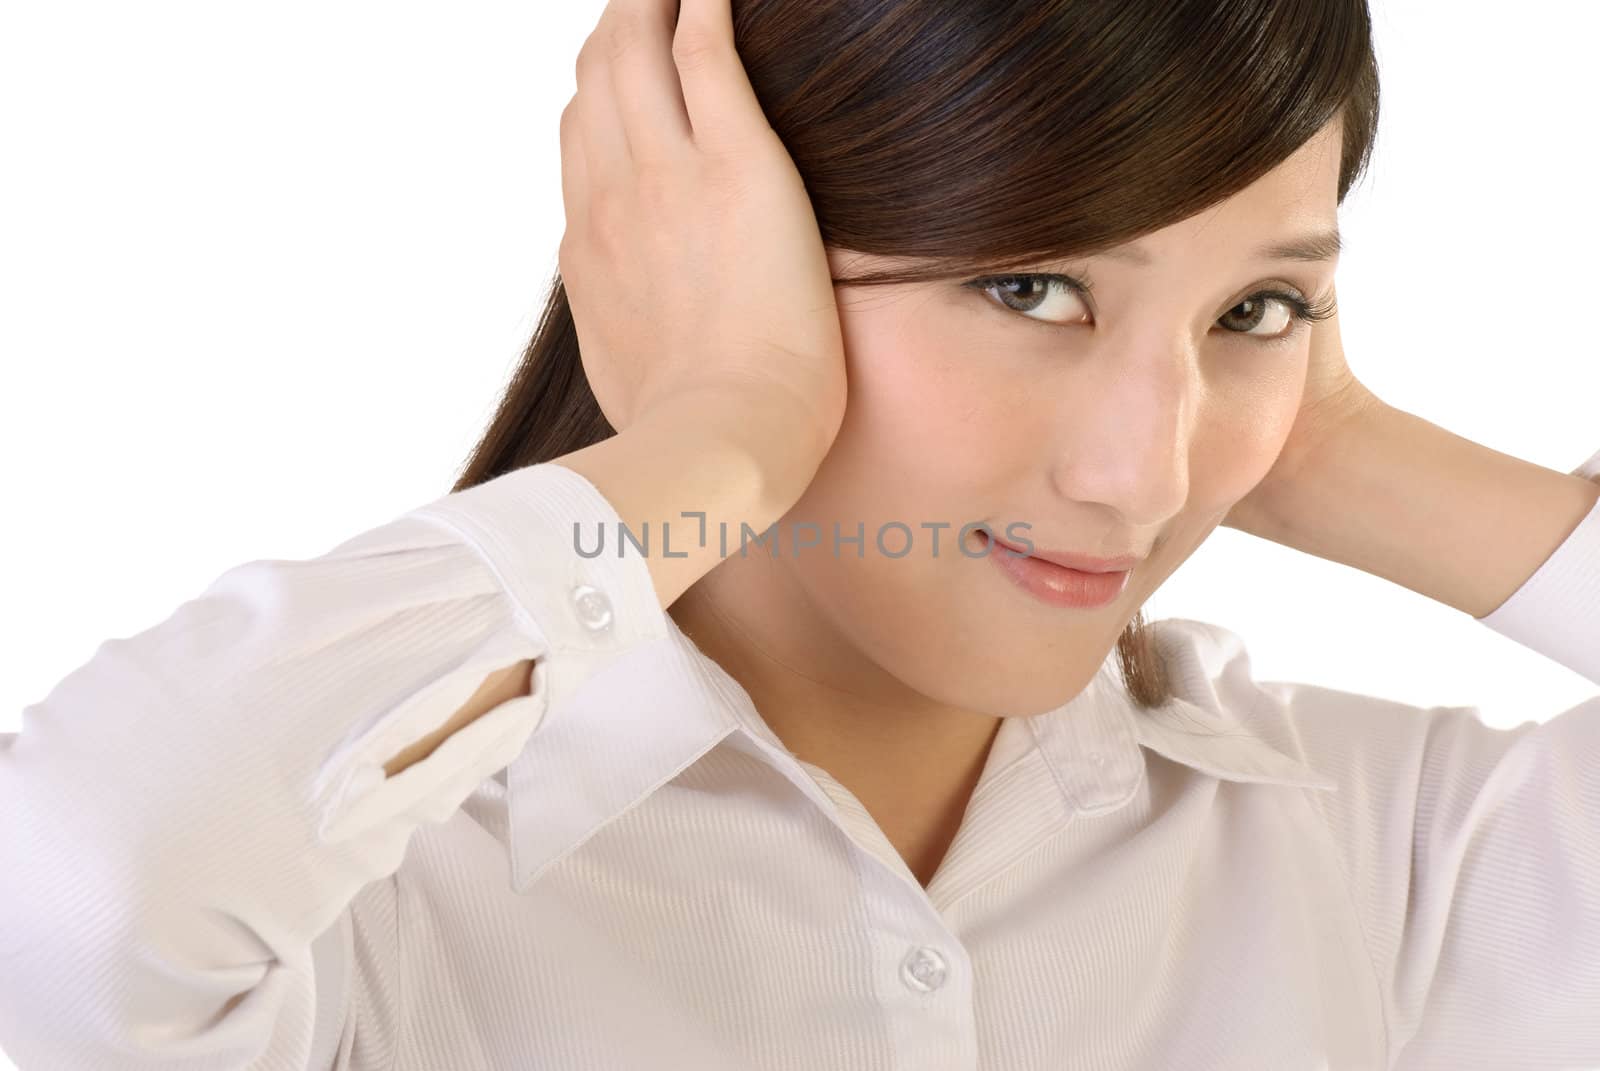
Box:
2 2 1597 1068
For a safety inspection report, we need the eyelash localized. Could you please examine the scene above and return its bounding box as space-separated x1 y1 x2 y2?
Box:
960 272 1337 341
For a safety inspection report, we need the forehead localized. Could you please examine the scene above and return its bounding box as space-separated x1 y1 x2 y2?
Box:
1137 117 1344 255
1221 116 1343 217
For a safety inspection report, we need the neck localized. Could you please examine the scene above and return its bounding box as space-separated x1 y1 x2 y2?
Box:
667 557 1003 885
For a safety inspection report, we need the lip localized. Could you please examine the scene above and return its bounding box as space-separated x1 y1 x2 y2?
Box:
986 534 1144 573
979 531 1133 610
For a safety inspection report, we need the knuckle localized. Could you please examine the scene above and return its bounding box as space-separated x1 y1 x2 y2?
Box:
697 149 749 191
638 160 671 190
557 241 573 280
574 37 596 85
636 166 675 211
671 26 718 70
604 14 643 62
586 194 627 245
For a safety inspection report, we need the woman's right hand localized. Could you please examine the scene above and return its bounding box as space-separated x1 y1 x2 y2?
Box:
557 0 848 480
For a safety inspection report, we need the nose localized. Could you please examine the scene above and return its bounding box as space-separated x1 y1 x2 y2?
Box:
1044 335 1193 528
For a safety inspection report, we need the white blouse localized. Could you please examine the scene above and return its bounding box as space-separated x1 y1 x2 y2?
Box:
3 450 1599 1071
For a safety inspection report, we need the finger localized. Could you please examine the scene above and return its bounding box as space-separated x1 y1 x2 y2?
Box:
672 0 774 152
575 3 635 173
606 0 693 165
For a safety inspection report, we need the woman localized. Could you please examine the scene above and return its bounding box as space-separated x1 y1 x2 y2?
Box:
3 0 1598 1068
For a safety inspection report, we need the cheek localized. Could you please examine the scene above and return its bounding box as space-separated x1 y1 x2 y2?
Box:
833 312 1016 492
1192 388 1303 503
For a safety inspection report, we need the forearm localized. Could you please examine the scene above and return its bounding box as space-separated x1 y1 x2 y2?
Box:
387 393 823 780
1249 402 1600 619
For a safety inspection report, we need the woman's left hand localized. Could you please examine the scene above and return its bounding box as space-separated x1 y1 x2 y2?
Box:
1222 285 1387 538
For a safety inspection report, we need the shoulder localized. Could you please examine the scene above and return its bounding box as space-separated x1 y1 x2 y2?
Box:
1139 614 1545 843
1143 614 1484 777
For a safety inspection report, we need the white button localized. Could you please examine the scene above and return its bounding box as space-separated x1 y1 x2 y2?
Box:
571 584 613 632
900 945 948 993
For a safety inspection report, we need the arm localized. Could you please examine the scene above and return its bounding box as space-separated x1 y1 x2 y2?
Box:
1237 400 1600 621
0 401 801 1070
382 391 814 780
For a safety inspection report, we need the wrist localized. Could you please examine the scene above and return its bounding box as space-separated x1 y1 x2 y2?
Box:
640 385 834 515
555 421 779 612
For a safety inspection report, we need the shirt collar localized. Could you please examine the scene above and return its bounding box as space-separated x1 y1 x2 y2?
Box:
1134 615 1340 792
1014 640 1337 819
502 614 1335 894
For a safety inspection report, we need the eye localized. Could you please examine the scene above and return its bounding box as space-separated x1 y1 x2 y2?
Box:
962 273 1337 343
1217 290 1327 340
963 273 1091 326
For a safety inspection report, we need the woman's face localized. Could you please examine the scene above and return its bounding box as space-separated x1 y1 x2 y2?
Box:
693 119 1344 720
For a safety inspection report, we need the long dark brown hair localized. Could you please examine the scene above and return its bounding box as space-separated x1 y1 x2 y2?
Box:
450 0 1381 709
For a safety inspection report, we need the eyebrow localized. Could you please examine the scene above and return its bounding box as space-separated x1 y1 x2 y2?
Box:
1096 228 1342 266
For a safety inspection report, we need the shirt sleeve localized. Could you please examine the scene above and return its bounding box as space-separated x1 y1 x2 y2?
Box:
0 460 669 1071
1266 472 1600 1069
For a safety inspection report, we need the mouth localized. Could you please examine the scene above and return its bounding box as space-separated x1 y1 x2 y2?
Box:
976 531 1132 610
983 532 1143 573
